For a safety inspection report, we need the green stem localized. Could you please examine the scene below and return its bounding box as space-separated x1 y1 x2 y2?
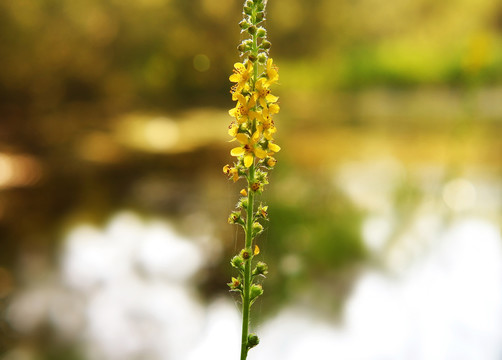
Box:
240 164 255 360
241 7 260 359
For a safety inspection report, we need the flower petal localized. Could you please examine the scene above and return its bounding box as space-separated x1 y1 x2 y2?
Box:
244 154 253 168
231 147 245 156
266 94 279 103
268 142 281 153
251 130 261 143
254 147 267 159
235 133 249 144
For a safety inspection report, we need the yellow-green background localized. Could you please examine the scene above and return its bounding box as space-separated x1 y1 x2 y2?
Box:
0 0 501 358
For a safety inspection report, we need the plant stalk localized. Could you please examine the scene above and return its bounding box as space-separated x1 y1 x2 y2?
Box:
240 164 255 360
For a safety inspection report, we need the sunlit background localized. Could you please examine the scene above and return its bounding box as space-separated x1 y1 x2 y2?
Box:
1 0 501 359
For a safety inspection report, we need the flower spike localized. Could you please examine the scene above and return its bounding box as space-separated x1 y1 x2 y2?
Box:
224 1 280 358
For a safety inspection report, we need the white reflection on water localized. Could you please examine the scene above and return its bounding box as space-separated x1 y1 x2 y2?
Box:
6 210 502 359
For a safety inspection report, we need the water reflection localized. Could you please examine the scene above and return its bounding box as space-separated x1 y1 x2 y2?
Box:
5 192 502 360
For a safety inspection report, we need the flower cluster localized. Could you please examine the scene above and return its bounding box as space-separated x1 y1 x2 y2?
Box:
222 0 279 358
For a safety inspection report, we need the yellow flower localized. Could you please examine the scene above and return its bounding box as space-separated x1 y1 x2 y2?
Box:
266 157 277 167
229 61 253 94
267 102 280 115
265 58 279 85
228 122 239 138
223 164 240 182
254 78 279 108
229 93 260 124
230 130 267 168
257 106 278 140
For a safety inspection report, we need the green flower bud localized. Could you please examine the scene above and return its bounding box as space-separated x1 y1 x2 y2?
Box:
260 40 271 50
231 255 245 272
237 197 248 210
255 12 265 23
239 20 250 30
238 39 253 53
244 6 253 15
256 27 266 38
249 284 263 302
252 221 264 237
247 25 257 35
252 261 269 277
247 333 260 349
237 43 247 53
248 54 257 63
257 53 267 64
257 3 265 12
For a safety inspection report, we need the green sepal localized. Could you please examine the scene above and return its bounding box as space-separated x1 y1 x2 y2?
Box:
230 255 245 273
249 284 263 303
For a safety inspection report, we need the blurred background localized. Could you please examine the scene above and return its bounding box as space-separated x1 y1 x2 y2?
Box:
0 0 501 359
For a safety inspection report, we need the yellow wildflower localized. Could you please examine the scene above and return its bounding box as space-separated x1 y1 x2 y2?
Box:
229 93 260 124
258 107 277 140
230 130 267 168
266 157 277 167
229 61 253 94
228 122 239 138
223 164 239 182
265 58 279 85
254 78 279 108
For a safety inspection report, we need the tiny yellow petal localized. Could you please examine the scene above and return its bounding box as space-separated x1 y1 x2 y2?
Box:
251 130 261 142
244 154 253 168
268 103 280 114
231 147 245 156
268 142 281 153
240 189 247 196
266 94 279 103
254 245 260 256
254 147 267 159
235 133 249 144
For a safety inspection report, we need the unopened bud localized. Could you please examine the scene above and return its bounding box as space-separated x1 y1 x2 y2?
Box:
252 221 263 236
260 40 271 50
231 255 245 271
249 284 263 302
253 261 269 277
239 20 250 30
247 333 260 349
247 25 257 35
257 53 267 64
256 27 266 38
